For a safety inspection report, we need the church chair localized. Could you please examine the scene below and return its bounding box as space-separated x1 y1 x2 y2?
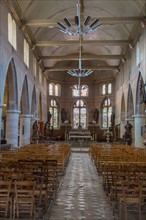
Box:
0 180 12 218
119 180 143 220
14 181 36 218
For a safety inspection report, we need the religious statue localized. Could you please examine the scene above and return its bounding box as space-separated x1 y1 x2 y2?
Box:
123 121 133 145
93 108 99 123
47 111 52 124
61 108 67 123
44 122 50 137
32 120 38 136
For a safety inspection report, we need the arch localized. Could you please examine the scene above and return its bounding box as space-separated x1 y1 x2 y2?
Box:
20 76 30 114
1 58 18 139
4 58 18 110
31 86 37 118
127 84 134 118
121 93 125 121
135 72 145 114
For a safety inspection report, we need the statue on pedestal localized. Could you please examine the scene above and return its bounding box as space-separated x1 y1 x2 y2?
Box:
47 111 52 124
123 121 132 145
93 108 99 124
32 120 38 137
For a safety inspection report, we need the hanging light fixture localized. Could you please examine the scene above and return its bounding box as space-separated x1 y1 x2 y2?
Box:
56 0 101 36
67 36 93 79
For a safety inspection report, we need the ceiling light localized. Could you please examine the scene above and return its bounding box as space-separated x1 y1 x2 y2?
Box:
67 36 93 78
56 0 101 36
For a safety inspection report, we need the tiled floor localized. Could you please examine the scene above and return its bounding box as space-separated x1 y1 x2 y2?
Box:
49 152 115 220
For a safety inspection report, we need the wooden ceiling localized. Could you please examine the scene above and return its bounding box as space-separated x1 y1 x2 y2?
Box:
4 0 146 82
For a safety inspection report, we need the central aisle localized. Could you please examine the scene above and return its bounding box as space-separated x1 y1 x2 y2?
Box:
49 152 115 220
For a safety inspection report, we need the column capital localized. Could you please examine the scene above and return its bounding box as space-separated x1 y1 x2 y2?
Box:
20 114 33 118
6 110 21 114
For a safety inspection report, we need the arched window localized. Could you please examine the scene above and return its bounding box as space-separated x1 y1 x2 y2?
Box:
108 83 112 94
102 84 106 95
49 99 59 128
49 83 54 95
8 13 17 49
73 99 87 129
24 39 29 67
102 98 112 128
72 84 88 97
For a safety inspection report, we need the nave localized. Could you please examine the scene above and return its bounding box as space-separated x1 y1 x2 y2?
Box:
50 152 115 220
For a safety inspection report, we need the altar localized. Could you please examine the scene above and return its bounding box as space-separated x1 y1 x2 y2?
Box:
68 130 93 148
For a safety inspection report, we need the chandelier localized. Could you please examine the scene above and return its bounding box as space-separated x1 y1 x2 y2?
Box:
56 0 101 36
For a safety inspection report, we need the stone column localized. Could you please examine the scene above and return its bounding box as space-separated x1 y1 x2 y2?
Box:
6 110 20 147
133 114 145 147
19 114 32 146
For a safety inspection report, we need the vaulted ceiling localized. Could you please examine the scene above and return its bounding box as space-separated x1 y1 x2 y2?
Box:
4 0 146 83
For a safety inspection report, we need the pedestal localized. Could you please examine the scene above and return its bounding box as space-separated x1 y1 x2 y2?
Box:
6 110 20 147
133 115 145 147
19 115 32 146
120 121 125 138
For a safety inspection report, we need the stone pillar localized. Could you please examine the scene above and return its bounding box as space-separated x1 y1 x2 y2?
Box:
6 110 20 147
120 121 125 138
133 115 145 147
19 115 32 146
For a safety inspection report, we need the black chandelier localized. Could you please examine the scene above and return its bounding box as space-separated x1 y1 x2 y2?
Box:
56 0 101 36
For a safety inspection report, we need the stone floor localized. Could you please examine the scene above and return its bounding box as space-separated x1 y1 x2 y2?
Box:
49 152 146 220
49 152 115 220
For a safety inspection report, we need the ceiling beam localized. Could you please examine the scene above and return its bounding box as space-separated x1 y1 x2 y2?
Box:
26 17 144 27
45 66 118 71
41 55 123 60
36 40 130 47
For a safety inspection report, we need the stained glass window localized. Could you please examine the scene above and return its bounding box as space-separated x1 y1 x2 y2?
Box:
49 99 59 128
73 99 87 129
72 85 88 97
102 98 112 128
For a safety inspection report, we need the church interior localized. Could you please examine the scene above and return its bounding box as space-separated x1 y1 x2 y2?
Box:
0 0 146 219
